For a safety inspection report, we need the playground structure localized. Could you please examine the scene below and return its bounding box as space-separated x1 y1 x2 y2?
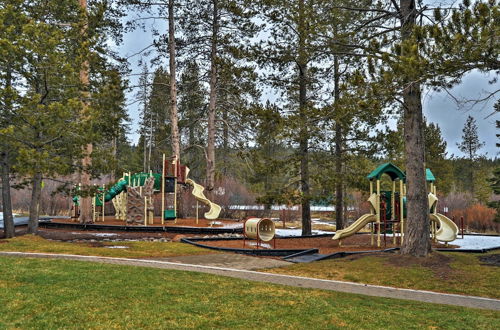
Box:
243 217 276 249
74 155 221 225
332 163 458 247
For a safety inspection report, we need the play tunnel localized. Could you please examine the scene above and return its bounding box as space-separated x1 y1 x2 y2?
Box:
244 218 275 242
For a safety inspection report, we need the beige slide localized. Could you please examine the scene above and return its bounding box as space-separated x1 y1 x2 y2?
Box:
332 214 377 241
430 213 459 242
185 178 221 220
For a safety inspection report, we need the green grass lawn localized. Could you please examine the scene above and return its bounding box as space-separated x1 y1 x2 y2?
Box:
0 256 498 329
264 251 500 299
0 235 215 258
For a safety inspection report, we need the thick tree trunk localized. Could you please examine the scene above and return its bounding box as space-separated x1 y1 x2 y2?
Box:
1 151 15 238
400 0 431 256
298 0 311 236
333 56 344 230
206 0 219 191
28 172 43 234
78 0 93 224
169 0 180 161
334 126 343 230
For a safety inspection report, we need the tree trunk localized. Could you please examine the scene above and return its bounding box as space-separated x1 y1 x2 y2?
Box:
222 107 229 175
1 151 15 238
298 0 311 236
28 172 43 234
111 136 117 181
333 55 344 230
400 0 431 256
78 0 93 224
79 144 93 224
169 0 180 161
206 0 219 191
1 65 15 238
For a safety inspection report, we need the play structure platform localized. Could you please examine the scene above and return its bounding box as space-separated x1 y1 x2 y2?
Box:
332 163 459 247
41 217 243 234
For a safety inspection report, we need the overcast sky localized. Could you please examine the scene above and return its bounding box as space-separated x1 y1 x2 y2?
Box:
118 11 499 159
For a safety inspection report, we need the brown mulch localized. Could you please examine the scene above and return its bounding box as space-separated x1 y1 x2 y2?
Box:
202 235 393 254
51 216 242 228
200 234 454 255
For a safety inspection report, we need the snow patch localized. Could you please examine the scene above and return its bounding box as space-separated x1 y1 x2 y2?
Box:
275 228 334 237
93 233 118 237
451 235 500 250
247 242 272 249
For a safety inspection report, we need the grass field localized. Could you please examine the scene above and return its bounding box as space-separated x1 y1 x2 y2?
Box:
264 251 500 299
0 235 215 258
0 256 498 329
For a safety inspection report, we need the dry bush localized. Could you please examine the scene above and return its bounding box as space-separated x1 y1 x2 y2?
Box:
440 191 474 214
449 203 499 233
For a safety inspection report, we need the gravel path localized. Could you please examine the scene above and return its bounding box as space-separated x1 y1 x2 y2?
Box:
1 251 499 311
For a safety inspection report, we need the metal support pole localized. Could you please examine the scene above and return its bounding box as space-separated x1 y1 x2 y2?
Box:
196 200 199 225
400 180 404 245
376 179 381 248
174 157 178 223
392 180 396 245
101 184 105 222
162 154 165 225
144 196 147 226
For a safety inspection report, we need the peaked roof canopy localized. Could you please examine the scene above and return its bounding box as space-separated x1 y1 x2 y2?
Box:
426 168 436 182
367 163 437 183
367 163 406 182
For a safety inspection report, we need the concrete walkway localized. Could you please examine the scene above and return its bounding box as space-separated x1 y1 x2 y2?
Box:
155 253 292 270
1 251 499 311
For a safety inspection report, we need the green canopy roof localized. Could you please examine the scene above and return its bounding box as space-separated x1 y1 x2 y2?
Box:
367 163 406 182
426 168 436 182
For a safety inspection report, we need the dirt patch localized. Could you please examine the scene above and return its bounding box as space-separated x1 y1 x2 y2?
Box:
385 252 455 280
479 254 500 267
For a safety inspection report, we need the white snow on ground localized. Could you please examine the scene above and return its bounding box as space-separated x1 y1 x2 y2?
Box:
452 235 500 250
275 228 334 237
93 233 118 237
246 242 273 249
105 246 129 249
217 222 243 229
312 219 336 227
0 213 19 220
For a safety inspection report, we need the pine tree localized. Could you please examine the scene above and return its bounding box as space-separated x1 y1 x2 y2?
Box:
178 61 207 180
424 121 453 194
178 0 257 190
0 0 127 232
457 115 485 196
